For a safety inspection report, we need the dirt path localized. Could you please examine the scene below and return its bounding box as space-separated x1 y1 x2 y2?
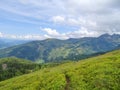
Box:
65 75 70 90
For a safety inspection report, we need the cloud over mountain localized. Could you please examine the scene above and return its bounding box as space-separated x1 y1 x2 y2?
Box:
0 0 120 39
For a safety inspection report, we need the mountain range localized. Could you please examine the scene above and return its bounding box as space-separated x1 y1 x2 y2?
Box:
0 34 120 63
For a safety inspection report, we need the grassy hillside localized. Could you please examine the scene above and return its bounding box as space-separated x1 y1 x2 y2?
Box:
0 57 41 81
0 49 119 90
0 34 120 62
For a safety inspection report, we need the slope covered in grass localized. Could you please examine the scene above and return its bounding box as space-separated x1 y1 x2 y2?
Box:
0 57 41 81
0 50 120 90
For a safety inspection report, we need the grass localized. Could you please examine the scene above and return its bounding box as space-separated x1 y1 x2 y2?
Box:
0 49 120 90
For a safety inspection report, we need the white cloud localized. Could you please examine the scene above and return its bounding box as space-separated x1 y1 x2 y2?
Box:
0 26 118 40
42 27 69 39
52 16 65 24
67 18 79 26
42 28 59 36
0 32 3 37
66 27 99 38
0 32 45 40
19 0 29 4
41 27 99 39
51 16 97 28
44 34 52 39
0 0 120 38
21 34 45 40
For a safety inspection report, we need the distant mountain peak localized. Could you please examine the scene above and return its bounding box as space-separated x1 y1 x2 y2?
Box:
99 33 120 38
99 33 111 37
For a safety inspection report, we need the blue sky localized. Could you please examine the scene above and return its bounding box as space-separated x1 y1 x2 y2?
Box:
0 0 120 40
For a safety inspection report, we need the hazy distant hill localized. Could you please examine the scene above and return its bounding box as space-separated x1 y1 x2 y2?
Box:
0 49 119 90
0 34 120 62
0 38 29 49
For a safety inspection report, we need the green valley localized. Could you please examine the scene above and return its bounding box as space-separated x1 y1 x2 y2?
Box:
0 49 119 90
